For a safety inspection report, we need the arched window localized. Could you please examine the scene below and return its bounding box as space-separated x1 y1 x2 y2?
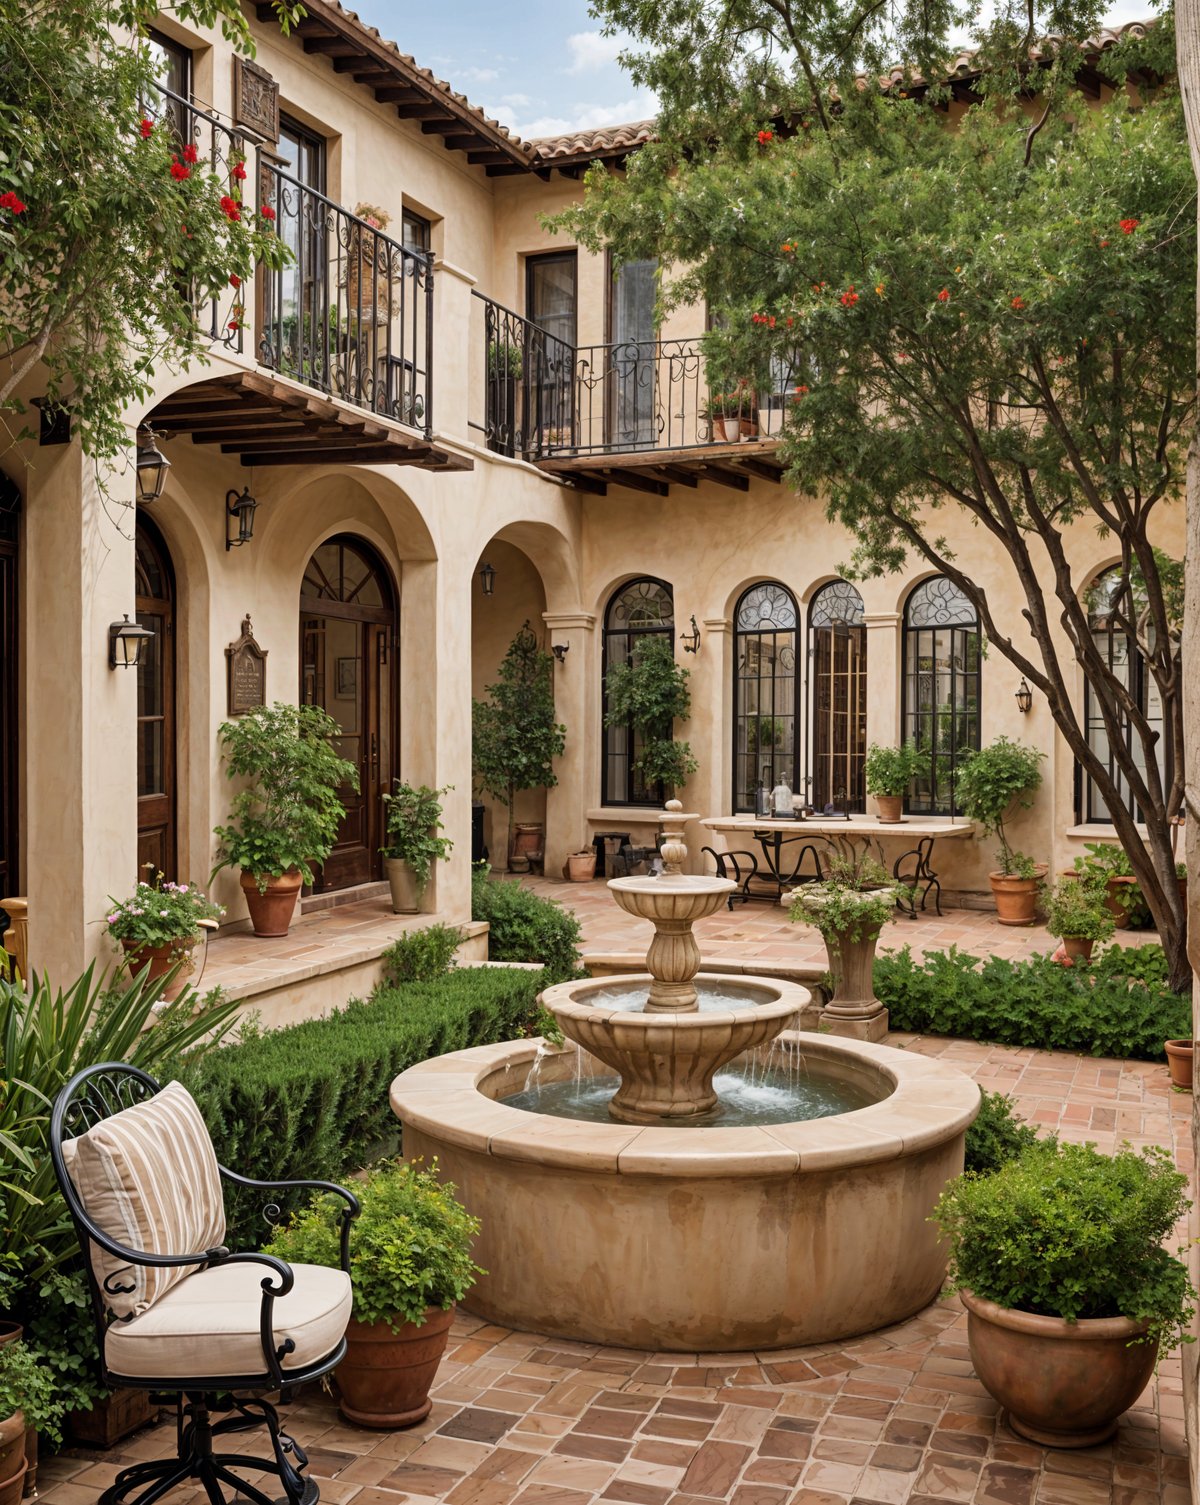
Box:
732 582 798 812
135 517 175 879
810 580 866 812
1082 567 1163 822
602 577 673 806
902 577 981 816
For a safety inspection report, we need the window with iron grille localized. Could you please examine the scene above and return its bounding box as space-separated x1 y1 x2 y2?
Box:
809 580 866 812
732 582 799 812
602 578 674 807
902 577 981 816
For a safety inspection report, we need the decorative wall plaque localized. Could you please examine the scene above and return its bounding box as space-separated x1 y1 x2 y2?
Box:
234 57 280 143
226 615 268 716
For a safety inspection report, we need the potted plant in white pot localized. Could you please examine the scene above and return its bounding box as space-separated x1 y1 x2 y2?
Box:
267 1160 482 1430
212 702 358 937
863 742 929 823
953 736 1046 925
106 870 224 998
380 782 453 914
932 1140 1195 1448
1042 877 1115 963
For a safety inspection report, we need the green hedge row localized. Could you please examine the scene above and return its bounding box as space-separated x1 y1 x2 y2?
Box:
186 966 546 1243
875 944 1189 1060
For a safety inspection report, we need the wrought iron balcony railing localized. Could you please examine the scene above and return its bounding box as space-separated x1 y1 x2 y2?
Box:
471 292 795 462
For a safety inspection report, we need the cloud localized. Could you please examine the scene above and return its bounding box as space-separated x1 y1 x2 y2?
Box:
501 91 658 140
455 64 500 84
565 30 626 74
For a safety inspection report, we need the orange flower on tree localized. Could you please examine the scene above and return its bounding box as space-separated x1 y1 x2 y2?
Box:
1010 296 1025 310
1119 217 1139 234
840 286 859 307
937 288 949 303
757 128 773 144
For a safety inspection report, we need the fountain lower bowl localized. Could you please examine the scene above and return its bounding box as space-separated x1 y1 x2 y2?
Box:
390 1031 981 1352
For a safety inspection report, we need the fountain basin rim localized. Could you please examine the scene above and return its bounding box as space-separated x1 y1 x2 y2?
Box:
540 971 805 1028
607 874 736 894
390 1031 981 1179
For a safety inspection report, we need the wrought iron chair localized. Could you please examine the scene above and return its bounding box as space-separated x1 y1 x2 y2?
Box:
701 845 761 908
51 1062 361 1505
893 836 943 917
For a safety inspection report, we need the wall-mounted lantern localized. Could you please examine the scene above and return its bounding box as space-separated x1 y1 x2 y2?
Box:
552 643 569 664
135 426 171 506
479 561 496 597
680 615 701 654
1014 677 1033 713
225 486 259 551
109 614 155 670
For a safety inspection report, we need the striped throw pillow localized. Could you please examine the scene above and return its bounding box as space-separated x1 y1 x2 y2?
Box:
61 1081 227 1320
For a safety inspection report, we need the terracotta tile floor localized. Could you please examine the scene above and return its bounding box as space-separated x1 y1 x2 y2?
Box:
36 1039 1192 1505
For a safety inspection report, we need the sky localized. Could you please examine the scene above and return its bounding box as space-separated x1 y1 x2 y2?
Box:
348 0 1155 144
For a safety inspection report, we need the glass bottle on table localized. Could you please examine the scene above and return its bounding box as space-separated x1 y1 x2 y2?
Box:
771 774 793 819
755 768 773 819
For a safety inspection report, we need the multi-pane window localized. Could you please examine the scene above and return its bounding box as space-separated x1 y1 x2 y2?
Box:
144 29 192 139
270 117 328 385
810 580 867 811
602 578 674 807
526 251 577 442
609 258 656 448
902 577 981 815
732 583 798 812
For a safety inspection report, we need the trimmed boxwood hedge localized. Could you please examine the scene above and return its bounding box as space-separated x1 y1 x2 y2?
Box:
186 966 546 1244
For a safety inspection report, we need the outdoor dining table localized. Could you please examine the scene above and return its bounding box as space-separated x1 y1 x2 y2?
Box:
698 814 975 912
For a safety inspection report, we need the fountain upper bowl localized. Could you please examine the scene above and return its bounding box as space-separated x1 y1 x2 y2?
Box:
608 873 734 923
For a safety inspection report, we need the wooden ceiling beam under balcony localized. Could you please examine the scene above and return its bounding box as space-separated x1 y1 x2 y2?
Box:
534 438 786 495
146 371 471 472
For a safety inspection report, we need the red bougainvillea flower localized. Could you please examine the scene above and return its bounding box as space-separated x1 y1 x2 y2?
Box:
0 190 27 214
937 288 949 302
757 128 773 144
229 273 241 289
1099 239 1110 248
219 195 241 221
232 161 247 181
793 384 809 396
1119 217 1139 234
259 204 276 222
183 143 199 164
786 316 793 327
139 118 154 139
839 287 859 307
1010 295 1025 310
170 159 190 181
228 318 240 332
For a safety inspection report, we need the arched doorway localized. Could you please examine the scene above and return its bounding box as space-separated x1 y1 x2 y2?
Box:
300 535 398 890
135 517 176 878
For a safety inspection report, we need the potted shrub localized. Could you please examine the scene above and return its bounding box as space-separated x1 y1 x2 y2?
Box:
106 870 223 998
0 1340 63 1505
863 742 929 823
380 782 453 914
213 702 358 937
789 849 902 1040
1072 842 1143 928
486 340 523 457
1042 878 1115 962
932 1140 1195 1447
702 380 756 441
567 845 597 882
347 202 395 325
603 635 699 797
954 737 1046 925
267 1160 482 1430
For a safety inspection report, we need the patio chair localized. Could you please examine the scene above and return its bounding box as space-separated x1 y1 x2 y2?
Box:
893 835 943 917
50 1062 360 1505
701 844 761 908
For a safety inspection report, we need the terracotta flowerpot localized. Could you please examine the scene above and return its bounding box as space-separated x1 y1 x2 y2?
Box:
567 852 597 882
989 869 1044 927
239 870 302 937
337 1306 455 1429
0 1459 25 1505
120 935 199 1000
1060 935 1094 962
0 1324 20 1350
738 418 759 440
874 794 904 823
513 823 544 861
385 857 420 914
21 1425 35 1497
1165 1039 1195 1091
961 1288 1156 1448
1104 875 1135 928
0 1413 24 1484
714 416 742 442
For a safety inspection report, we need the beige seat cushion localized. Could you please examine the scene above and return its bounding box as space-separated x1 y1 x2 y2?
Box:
105 1261 352 1382
61 1081 227 1319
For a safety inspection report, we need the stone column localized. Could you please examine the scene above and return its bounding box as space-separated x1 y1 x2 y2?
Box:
863 611 902 816
432 259 477 449
543 609 595 879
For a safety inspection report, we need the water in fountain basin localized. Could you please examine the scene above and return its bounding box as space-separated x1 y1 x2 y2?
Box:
585 980 782 1013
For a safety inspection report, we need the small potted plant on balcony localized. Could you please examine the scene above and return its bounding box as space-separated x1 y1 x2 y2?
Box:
702 380 757 442
1042 877 1115 962
268 1160 482 1430
863 742 929 823
213 702 358 937
347 202 395 324
106 870 224 998
380 782 453 914
954 736 1046 925
932 1140 1195 1447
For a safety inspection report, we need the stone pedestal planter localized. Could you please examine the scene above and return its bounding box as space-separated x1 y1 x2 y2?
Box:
821 918 889 1042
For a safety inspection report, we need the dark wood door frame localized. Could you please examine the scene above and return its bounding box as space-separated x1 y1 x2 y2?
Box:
0 477 19 901
135 518 176 880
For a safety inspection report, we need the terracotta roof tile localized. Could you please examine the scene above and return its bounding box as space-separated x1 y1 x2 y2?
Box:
531 120 657 161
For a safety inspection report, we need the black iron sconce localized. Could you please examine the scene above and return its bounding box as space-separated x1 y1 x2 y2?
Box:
479 561 496 597
680 615 701 654
225 486 259 551
552 643 569 664
1015 677 1033 713
109 614 155 669
135 426 171 506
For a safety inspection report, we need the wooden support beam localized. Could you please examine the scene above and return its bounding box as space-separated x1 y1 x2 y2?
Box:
373 86 427 104
443 134 492 152
564 472 607 495
242 444 433 467
649 466 698 487
599 468 668 497
695 465 750 492
330 53 375 72
734 457 785 483
467 149 513 166
302 36 354 55
193 425 332 446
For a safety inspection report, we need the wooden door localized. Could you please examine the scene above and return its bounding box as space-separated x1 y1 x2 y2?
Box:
135 521 176 878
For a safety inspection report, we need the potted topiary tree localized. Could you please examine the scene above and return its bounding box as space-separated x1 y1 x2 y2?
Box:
380 782 453 913
604 635 699 797
473 624 566 871
953 737 1046 925
863 742 929 823
1042 878 1116 962
932 1140 1195 1448
212 702 358 937
267 1160 482 1430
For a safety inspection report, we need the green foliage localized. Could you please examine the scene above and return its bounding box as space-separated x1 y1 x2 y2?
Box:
380 782 453 895
0 0 300 465
488 340 523 378
380 924 462 984
105 872 223 952
790 879 899 943
0 1339 64 1445
604 634 698 790
932 1141 1195 1351
964 1091 1045 1177
185 967 547 1242
863 742 929 798
876 944 1189 1059
953 738 1045 874
1043 878 1117 944
213 702 358 889
267 1160 483 1331
470 865 582 983
745 716 785 755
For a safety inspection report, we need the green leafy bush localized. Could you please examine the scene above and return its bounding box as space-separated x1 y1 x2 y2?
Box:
186 966 546 1242
953 736 1045 875
864 742 929 798
932 1141 1195 1351
964 1091 1045 1177
876 945 1188 1059
603 634 698 790
0 1338 64 1445
1043 879 1117 944
471 865 581 982
380 924 462 983
267 1160 483 1330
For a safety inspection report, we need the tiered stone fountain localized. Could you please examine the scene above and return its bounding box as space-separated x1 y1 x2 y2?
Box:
391 802 979 1351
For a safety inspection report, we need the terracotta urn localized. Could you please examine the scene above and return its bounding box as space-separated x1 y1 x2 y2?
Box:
240 869 303 937
567 851 597 882
1165 1039 1195 1091
336 1306 455 1429
1104 875 1136 928
120 935 200 999
0 1412 24 1488
988 868 1045 927
961 1289 1156 1448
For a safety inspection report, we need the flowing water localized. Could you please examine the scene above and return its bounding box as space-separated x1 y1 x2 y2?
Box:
584 981 778 1012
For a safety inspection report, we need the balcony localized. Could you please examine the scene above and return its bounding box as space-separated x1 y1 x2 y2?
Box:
147 91 467 473
470 293 790 495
